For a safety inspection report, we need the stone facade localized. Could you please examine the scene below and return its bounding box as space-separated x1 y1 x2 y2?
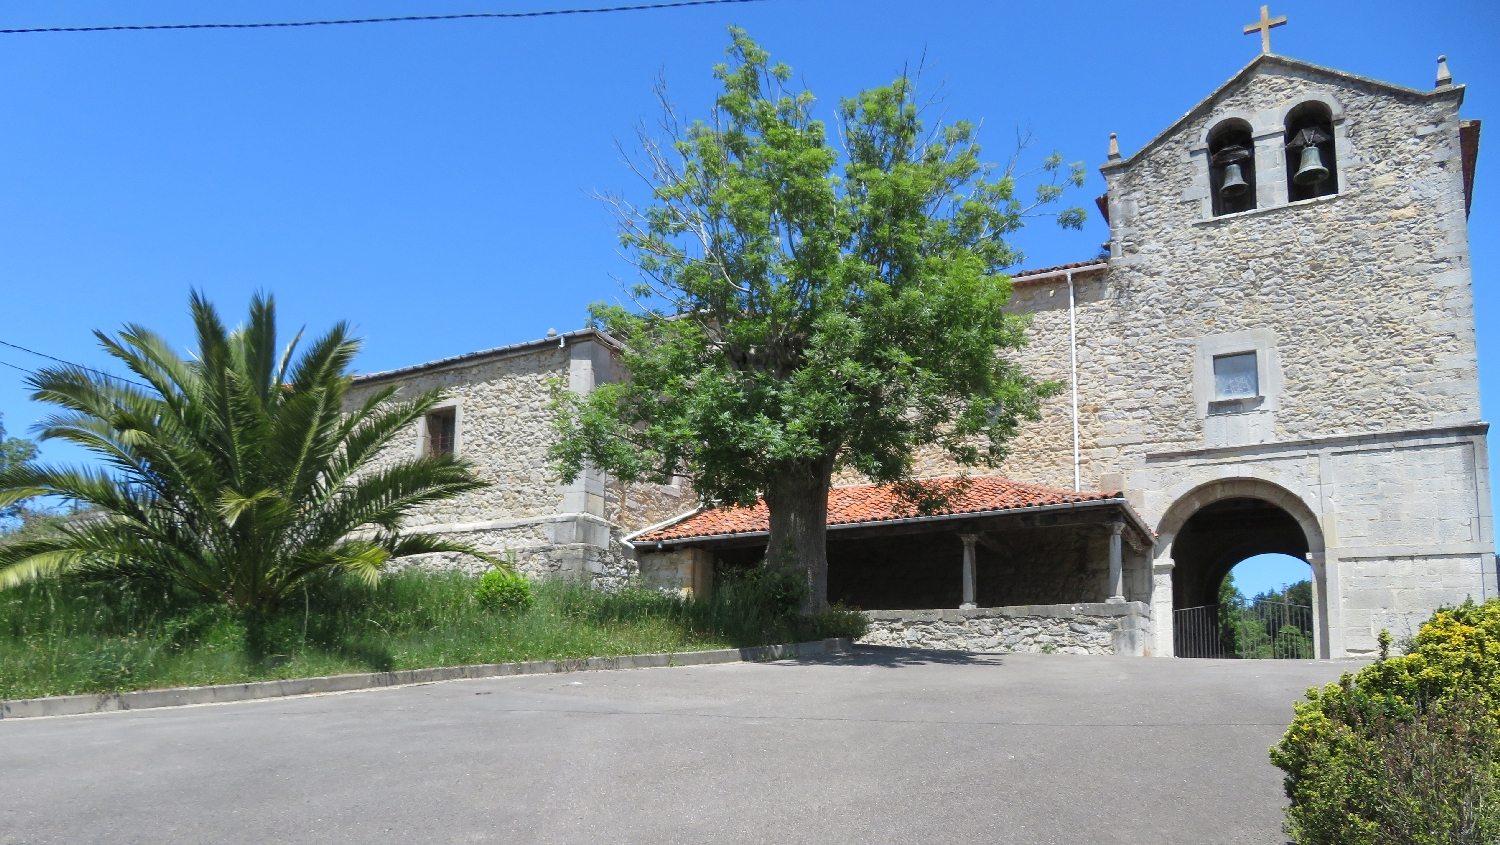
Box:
349 55 1490 660
346 330 694 590
907 55 1491 657
858 603 1152 656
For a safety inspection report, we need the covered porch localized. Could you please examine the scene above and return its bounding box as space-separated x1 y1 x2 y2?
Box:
631 476 1158 656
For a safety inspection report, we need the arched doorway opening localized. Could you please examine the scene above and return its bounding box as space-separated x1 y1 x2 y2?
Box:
1173 498 1308 608
1201 553 1317 659
1224 554 1314 609
1156 480 1329 659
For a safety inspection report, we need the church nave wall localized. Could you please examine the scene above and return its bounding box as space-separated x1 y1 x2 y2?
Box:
347 342 575 528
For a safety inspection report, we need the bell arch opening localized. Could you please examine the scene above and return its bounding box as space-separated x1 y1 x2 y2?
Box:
1284 101 1338 202
1157 479 1329 659
1208 118 1257 216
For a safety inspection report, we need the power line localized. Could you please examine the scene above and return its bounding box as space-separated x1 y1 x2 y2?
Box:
0 340 151 389
0 0 772 35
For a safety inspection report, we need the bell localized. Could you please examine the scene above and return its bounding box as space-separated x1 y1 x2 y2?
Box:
1220 162 1249 198
1293 144 1330 186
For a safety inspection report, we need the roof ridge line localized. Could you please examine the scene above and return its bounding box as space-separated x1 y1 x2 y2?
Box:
1101 53 1463 175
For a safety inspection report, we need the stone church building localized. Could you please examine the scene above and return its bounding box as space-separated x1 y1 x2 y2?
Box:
348 52 1488 659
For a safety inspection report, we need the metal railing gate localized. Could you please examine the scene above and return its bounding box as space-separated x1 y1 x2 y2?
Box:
1174 601 1315 659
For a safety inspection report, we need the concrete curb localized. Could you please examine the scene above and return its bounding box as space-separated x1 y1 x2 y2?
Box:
0 638 853 720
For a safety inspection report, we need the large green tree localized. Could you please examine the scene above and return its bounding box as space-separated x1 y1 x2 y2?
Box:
0 293 494 615
0 413 38 526
552 31 1086 609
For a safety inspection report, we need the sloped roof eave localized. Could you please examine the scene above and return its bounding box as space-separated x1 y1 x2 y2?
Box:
351 327 623 384
1101 53 1465 176
632 476 1155 547
1009 260 1109 284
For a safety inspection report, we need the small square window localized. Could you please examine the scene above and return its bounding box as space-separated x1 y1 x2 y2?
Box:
425 407 456 457
1213 352 1259 400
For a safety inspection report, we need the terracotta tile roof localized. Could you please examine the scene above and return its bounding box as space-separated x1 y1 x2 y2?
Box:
1010 260 1109 281
634 475 1124 543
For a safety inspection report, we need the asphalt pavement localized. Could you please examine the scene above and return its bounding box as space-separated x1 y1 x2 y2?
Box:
0 649 1352 844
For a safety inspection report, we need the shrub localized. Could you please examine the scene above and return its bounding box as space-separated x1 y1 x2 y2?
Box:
809 602 869 642
475 570 534 614
688 567 867 644
1271 598 1500 844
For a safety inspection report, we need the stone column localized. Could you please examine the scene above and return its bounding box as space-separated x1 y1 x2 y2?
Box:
1306 550 1327 660
1151 552 1176 658
1106 521 1126 603
561 341 607 518
958 533 978 609
688 548 715 599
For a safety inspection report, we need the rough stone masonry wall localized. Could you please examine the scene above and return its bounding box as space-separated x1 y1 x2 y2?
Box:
901 64 1478 503
605 476 697 535
345 339 690 587
859 603 1152 656
346 344 576 527
1098 68 1475 466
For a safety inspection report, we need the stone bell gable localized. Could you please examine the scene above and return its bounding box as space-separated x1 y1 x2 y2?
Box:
897 53 1489 659
991 54 1488 659
1100 53 1479 449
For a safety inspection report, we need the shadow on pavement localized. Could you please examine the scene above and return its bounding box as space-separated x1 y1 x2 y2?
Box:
768 645 1005 669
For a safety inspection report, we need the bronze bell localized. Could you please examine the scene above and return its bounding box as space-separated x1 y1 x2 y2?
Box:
1293 144 1330 186
1220 162 1250 198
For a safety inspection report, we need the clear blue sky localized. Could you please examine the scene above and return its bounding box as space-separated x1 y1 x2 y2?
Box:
0 1 1495 597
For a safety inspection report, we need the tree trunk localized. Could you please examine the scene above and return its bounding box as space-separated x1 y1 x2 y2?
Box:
763 455 836 613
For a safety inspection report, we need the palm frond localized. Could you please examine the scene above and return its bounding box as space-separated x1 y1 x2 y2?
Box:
330 541 391 588
0 292 491 614
383 533 504 569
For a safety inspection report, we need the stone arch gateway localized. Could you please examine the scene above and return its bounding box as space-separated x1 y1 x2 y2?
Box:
1154 478 1329 658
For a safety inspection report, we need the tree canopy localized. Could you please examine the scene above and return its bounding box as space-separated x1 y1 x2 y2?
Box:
0 292 494 615
0 413 38 526
552 30 1086 608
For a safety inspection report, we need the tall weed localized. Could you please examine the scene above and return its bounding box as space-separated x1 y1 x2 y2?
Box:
0 568 864 699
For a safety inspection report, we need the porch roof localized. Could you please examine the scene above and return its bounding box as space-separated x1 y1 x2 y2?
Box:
630 475 1151 547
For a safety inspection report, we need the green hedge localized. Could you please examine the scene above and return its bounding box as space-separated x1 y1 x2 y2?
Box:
1270 599 1500 844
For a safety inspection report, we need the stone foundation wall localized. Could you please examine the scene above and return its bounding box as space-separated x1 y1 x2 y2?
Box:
384 516 638 591
636 548 714 597
858 602 1152 656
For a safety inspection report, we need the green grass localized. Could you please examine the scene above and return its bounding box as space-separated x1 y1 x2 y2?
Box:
0 569 867 700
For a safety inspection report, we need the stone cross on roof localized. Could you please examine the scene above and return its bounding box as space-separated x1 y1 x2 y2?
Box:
1243 5 1287 54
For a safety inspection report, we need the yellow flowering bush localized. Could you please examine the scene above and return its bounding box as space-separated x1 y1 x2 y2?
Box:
1270 599 1500 844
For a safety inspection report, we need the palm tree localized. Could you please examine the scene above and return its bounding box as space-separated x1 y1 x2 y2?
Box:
0 292 495 616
